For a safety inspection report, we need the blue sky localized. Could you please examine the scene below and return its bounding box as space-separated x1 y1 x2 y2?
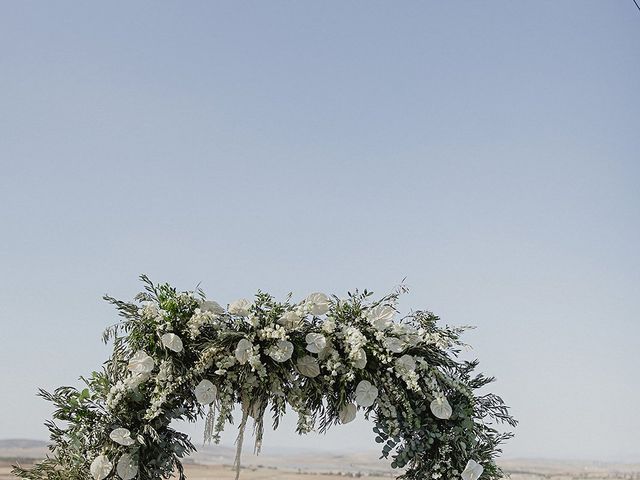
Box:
1 1 638 462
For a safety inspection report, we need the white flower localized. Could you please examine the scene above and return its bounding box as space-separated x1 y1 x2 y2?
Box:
90 455 113 480
278 310 302 329
297 355 320 378
355 380 378 408
200 300 225 314
305 292 330 316
382 336 405 353
339 403 357 424
109 428 135 446
366 305 395 330
229 298 252 317
194 379 217 405
235 338 253 364
305 333 327 354
124 372 150 390
461 459 484 480
353 348 367 369
127 351 155 375
430 396 453 420
396 354 416 372
161 333 183 353
322 317 336 333
116 453 138 480
268 340 294 362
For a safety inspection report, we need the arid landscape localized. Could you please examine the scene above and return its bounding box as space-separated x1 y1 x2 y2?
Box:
1 440 638 480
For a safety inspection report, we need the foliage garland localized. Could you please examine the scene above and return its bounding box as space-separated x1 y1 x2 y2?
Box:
14 276 516 480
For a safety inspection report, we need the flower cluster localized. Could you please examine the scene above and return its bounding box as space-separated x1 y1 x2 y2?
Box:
14 276 516 480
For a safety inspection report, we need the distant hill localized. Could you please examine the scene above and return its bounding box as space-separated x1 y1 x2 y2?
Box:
0 440 48 449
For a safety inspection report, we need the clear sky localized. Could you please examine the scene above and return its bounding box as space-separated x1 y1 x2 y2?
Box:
1 1 638 463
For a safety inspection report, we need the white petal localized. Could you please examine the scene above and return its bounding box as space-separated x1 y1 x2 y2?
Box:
305 333 327 353
430 397 453 420
339 403 357 424
461 459 484 480
161 333 183 353
109 428 135 446
306 292 330 315
396 354 416 372
116 453 138 480
355 380 378 408
200 300 225 314
353 348 367 369
268 340 294 362
194 379 217 405
235 338 253 364
366 305 395 330
127 351 155 375
90 455 113 480
229 299 252 316
297 355 320 378
382 336 405 353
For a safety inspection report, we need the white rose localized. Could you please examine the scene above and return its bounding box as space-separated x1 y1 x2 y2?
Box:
382 336 405 353
355 380 378 408
116 453 138 480
366 305 395 330
278 310 302 329
305 333 327 354
461 460 484 480
396 354 416 372
194 379 217 405
161 333 183 353
305 292 330 316
127 351 155 375
268 340 294 363
430 396 453 420
235 338 253 364
109 428 135 446
339 403 357 424
229 298 252 317
200 300 225 315
296 355 320 378
353 348 367 369
90 455 113 480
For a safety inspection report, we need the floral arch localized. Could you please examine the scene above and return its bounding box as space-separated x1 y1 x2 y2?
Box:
14 276 516 480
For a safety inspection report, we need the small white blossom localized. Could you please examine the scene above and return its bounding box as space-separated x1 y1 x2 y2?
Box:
353 348 367 369
305 333 327 354
355 380 378 408
339 403 357 424
297 355 320 378
161 333 183 353
109 428 135 446
229 298 252 317
194 379 217 405
461 460 484 480
430 395 453 420
235 338 253 364
305 292 330 315
90 455 112 480
116 453 138 480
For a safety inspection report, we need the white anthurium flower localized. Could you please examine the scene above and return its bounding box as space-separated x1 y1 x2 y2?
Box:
353 348 367 369
109 428 135 446
235 338 253 365
305 333 327 354
339 403 357 424
125 372 150 390
355 380 378 408
127 351 155 375
318 343 335 361
366 305 395 330
278 310 302 329
430 396 453 420
382 336 406 353
116 453 138 480
194 379 217 405
268 340 294 363
396 354 416 372
200 300 225 315
461 459 484 480
161 333 183 353
305 292 330 316
296 355 320 378
229 298 252 317
90 455 113 480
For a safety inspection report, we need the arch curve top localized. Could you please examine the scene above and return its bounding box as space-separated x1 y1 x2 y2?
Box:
14 276 516 480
